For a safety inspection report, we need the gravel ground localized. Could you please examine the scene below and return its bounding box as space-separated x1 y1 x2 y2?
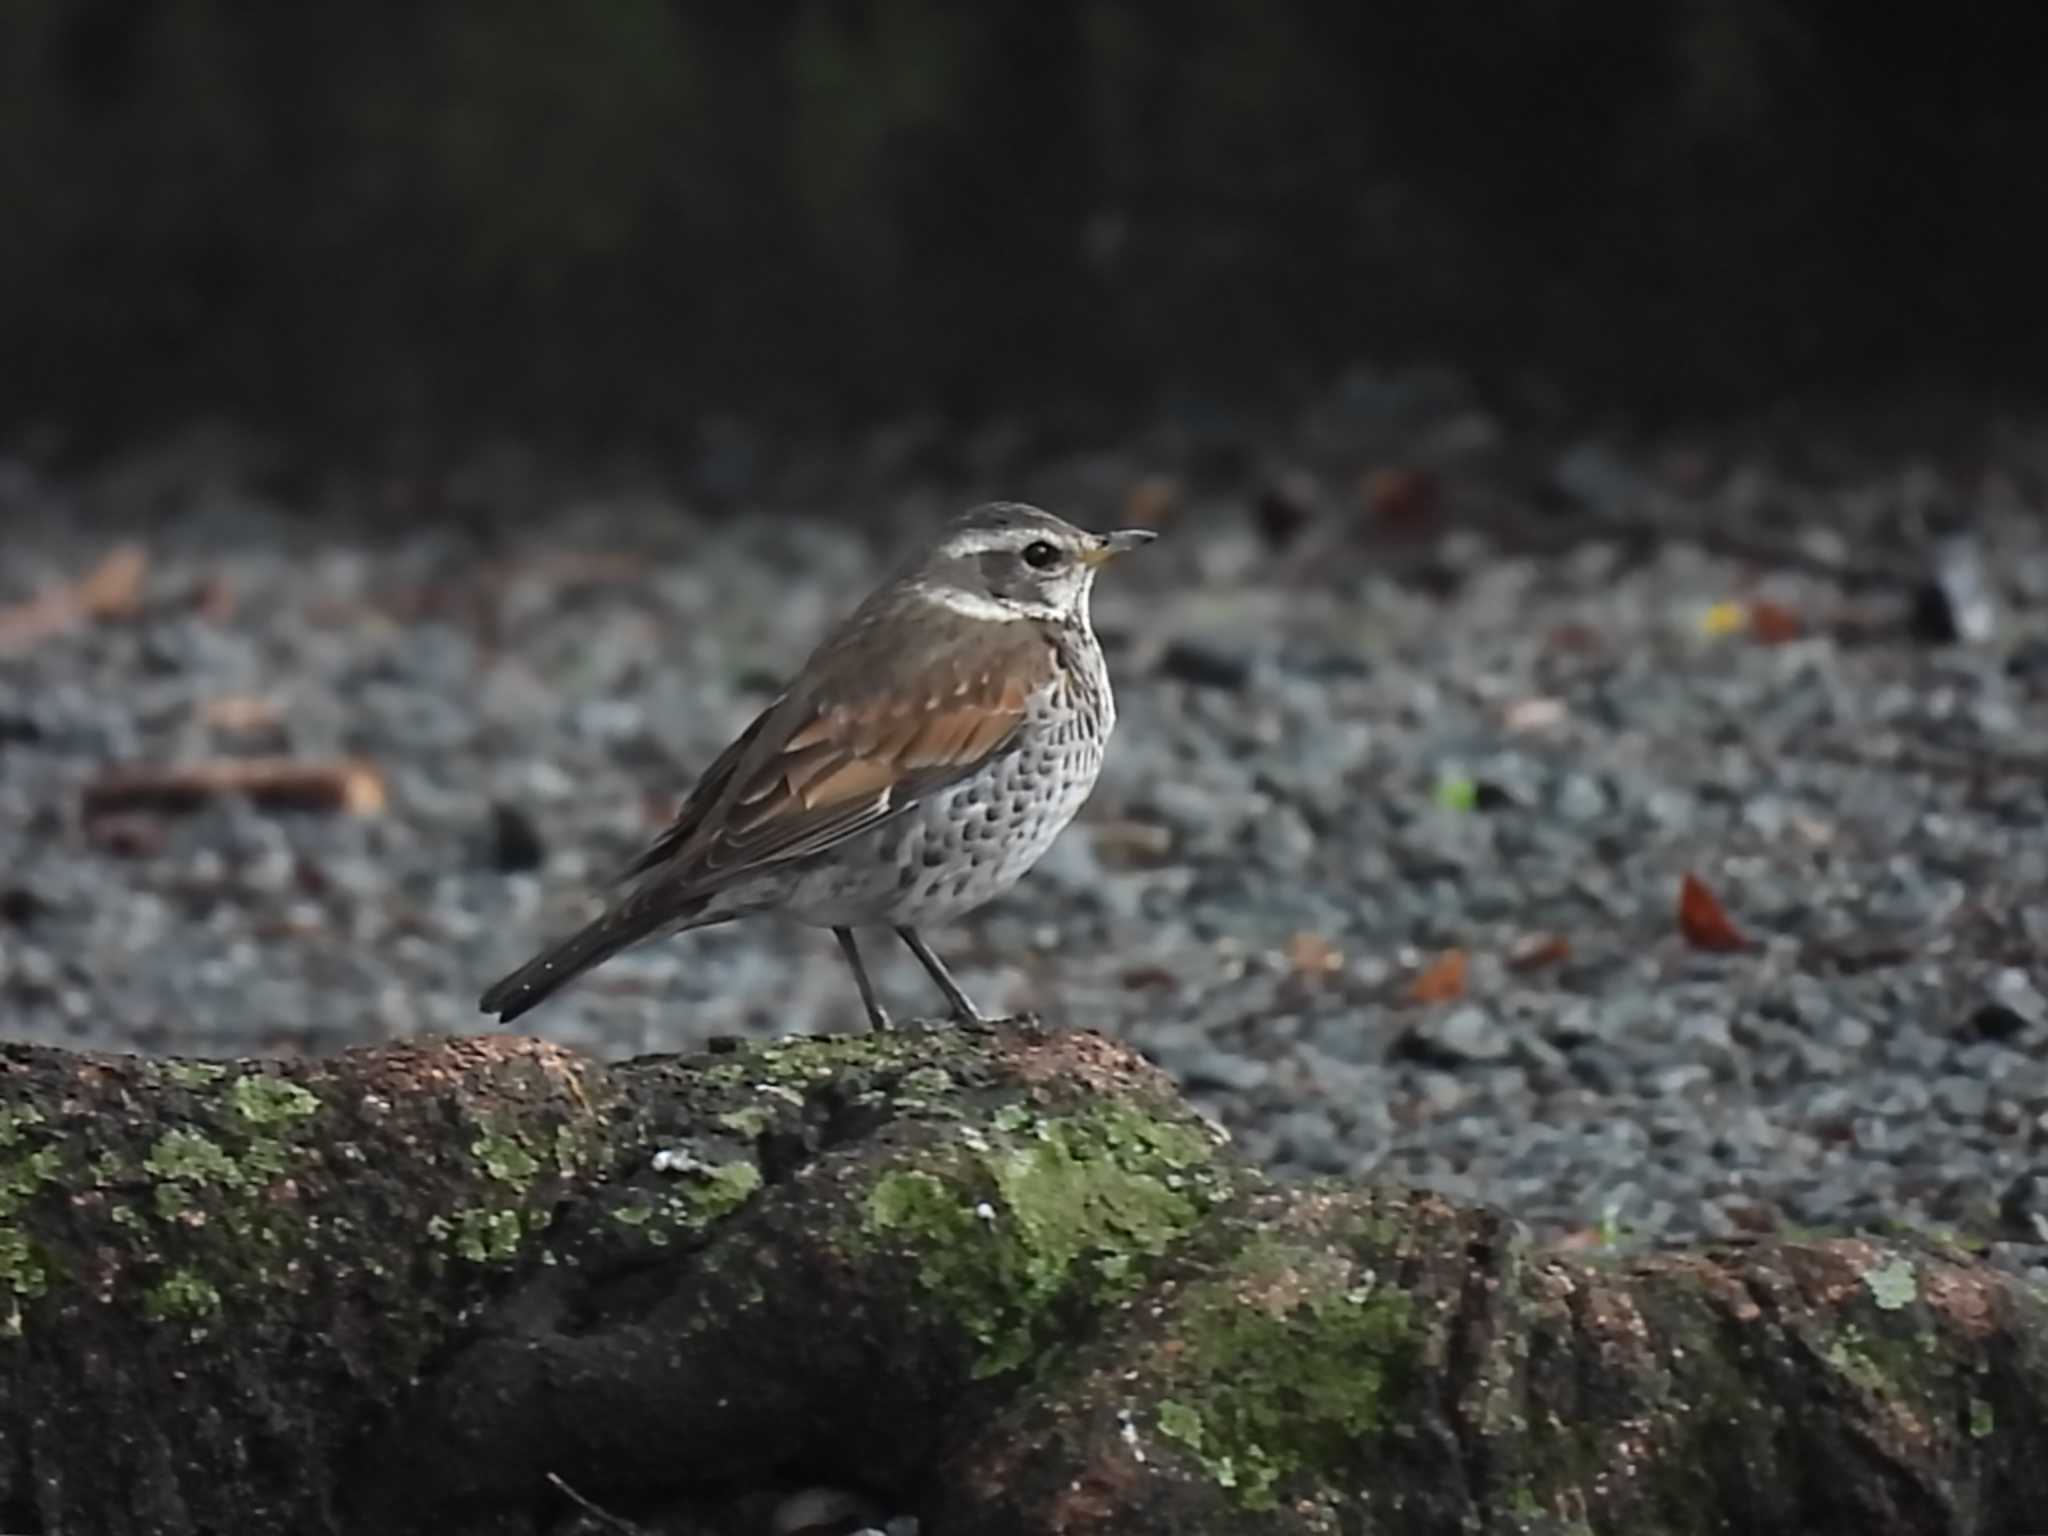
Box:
4 398 2048 1265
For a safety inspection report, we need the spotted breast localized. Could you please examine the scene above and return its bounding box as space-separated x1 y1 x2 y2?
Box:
781 617 1113 927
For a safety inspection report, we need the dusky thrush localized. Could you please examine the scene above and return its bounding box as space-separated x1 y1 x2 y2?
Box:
479 503 1153 1028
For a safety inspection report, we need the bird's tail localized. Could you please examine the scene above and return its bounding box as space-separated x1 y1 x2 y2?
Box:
479 898 702 1023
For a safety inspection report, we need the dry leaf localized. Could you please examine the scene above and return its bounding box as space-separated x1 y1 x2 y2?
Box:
201 694 282 733
1120 964 1179 991
1361 466 1440 527
1677 872 1750 952
1700 600 1748 637
76 544 147 617
1506 933 1572 972
1408 948 1468 1003
1285 930 1343 977
1747 599 1803 644
0 543 148 654
1123 473 1180 528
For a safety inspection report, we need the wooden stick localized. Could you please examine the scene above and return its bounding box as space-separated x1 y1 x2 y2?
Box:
83 756 387 817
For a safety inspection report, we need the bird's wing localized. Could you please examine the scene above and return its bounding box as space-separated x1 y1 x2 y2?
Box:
618 621 1057 897
611 706 773 884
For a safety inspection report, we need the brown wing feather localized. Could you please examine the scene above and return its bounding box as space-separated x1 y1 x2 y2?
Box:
621 616 1057 899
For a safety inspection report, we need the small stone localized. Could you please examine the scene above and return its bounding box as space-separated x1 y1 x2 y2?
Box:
1998 1172 2048 1243
1553 774 1609 823
1156 638 1252 691
1566 1044 1630 1094
1416 1070 1466 1114
1931 1076 1989 1122
1270 1107 1347 1173
1977 968 2048 1036
1251 805 1316 869
0 886 46 926
1253 469 1319 549
2004 637 2048 680
86 812 166 859
1962 1001 2032 1043
490 801 547 873
1910 534 1996 645
1178 1048 1271 1095
1394 1004 1511 1067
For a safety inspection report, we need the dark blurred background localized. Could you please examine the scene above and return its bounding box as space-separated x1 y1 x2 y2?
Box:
4 0 2046 462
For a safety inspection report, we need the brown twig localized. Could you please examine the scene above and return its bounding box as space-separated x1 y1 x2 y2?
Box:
83 757 387 817
0 544 148 655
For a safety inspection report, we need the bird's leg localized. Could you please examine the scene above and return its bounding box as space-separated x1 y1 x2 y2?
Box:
896 926 985 1022
833 927 893 1031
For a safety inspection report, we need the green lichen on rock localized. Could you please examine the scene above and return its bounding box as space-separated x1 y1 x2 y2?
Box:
1823 1328 1888 1395
2 1107 67 1324
715 1106 773 1139
688 1160 763 1221
229 1073 320 1127
117 1078 337 1320
888 1064 960 1113
609 1158 764 1248
739 1025 961 1095
429 1204 537 1265
1149 1241 1416 1510
862 1099 1222 1378
145 1128 246 1188
473 1128 542 1187
1862 1257 1918 1311
553 1120 599 1176
444 1207 525 1265
1969 1395 1995 1439
145 1267 224 1323
1822 1319 1936 1401
162 1061 230 1089
696 1060 750 1091
0 1105 46 1146
0 1226 49 1329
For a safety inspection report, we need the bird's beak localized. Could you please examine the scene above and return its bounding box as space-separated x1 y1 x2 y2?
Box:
1080 528 1158 567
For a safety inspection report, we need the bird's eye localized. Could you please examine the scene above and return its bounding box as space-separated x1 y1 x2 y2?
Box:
1022 540 1062 569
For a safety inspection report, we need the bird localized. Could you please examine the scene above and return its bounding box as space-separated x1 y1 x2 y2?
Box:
479 502 1155 1030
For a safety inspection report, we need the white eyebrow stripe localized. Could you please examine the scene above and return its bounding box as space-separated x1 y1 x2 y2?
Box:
909 582 1062 623
932 525 1073 560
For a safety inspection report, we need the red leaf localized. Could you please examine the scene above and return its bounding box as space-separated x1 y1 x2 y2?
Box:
1748 599 1803 644
1678 873 1750 952
1408 948 1468 1004
1362 466 1440 528
1506 932 1572 972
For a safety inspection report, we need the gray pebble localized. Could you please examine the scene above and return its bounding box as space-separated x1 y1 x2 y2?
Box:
1396 1004 1512 1067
